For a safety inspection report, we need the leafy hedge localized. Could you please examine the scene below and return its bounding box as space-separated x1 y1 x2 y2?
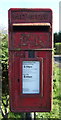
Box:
55 43 61 55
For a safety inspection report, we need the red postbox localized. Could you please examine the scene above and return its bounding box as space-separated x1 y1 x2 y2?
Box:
8 8 53 112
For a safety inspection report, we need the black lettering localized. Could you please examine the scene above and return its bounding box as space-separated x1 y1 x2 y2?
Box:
24 75 32 78
26 66 32 68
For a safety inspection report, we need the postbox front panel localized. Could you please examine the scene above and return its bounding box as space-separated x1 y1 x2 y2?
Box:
8 8 53 112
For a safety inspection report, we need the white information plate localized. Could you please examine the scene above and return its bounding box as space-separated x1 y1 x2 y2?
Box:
22 61 40 94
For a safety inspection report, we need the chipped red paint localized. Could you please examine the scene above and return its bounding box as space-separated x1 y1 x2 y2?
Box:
8 8 53 112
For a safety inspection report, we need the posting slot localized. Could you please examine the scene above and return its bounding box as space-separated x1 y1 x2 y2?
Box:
12 23 51 32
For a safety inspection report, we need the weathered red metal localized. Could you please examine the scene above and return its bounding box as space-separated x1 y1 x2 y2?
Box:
8 8 53 112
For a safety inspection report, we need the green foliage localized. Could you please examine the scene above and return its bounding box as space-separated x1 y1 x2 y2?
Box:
1 34 8 96
55 43 61 55
54 32 61 55
54 32 61 44
1 34 8 65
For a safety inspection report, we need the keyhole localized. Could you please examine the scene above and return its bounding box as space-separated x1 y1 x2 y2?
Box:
18 79 20 82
